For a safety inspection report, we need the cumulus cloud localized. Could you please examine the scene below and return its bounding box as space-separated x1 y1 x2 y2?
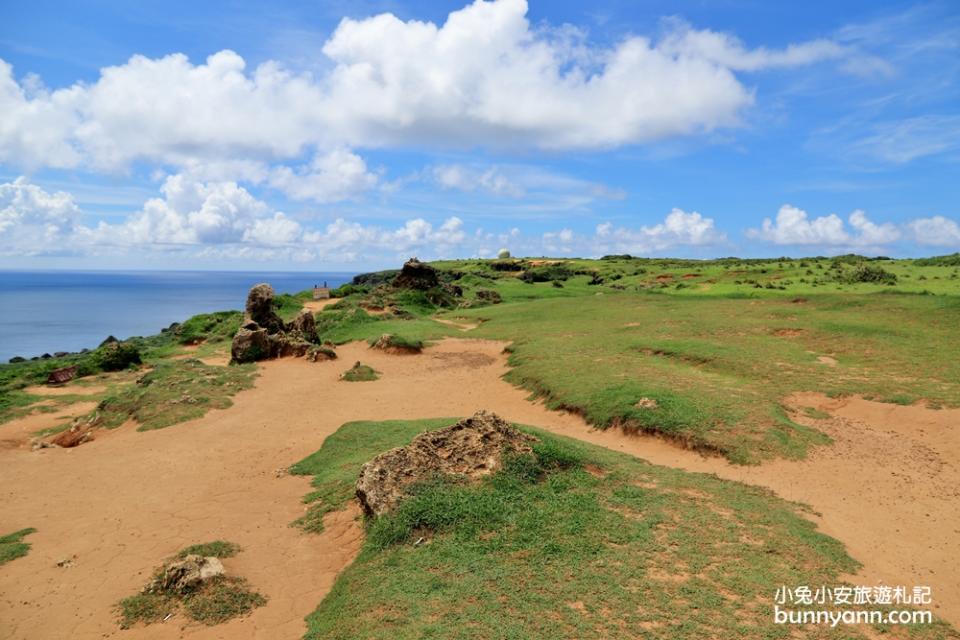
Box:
906 216 960 247
0 177 83 255
267 148 378 202
593 208 726 253
747 204 900 247
0 0 860 172
0 177 475 262
91 174 280 246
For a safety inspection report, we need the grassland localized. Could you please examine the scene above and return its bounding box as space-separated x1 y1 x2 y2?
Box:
91 359 256 431
307 254 960 463
295 418 956 639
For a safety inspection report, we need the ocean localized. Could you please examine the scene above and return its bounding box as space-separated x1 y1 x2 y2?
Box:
0 270 354 362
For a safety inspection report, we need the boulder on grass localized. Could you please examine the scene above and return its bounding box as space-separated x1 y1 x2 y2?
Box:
356 410 537 516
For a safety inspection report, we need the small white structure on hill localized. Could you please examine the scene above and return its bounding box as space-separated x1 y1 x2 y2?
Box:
497 248 511 259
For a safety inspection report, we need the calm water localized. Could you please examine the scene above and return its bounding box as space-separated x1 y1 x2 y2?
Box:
0 270 353 362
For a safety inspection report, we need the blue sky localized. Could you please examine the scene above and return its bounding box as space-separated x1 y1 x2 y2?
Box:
0 0 958 270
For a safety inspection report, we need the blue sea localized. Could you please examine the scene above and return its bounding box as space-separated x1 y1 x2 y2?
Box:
0 270 354 362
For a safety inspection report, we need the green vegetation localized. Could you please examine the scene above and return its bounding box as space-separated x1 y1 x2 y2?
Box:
290 418 453 533
176 540 241 559
914 252 960 267
91 359 256 430
175 311 243 345
117 541 265 629
369 334 424 352
299 418 953 639
118 593 176 628
458 291 960 463
0 527 36 566
181 577 267 625
312 255 960 463
341 362 380 382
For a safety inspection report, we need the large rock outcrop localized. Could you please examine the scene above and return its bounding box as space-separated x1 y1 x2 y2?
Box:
391 258 439 290
230 284 318 363
355 410 537 516
244 283 285 333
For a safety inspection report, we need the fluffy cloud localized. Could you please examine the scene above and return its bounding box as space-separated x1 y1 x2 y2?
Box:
92 174 280 246
0 0 858 172
906 216 960 247
594 208 726 253
0 177 82 255
267 149 378 203
747 205 900 247
306 216 466 255
0 177 474 262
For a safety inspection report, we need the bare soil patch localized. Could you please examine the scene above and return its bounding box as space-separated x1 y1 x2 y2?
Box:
1 339 957 636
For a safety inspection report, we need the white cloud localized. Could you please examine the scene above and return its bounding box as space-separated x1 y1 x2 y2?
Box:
0 177 83 255
658 19 846 71
0 0 860 172
594 208 726 253
845 115 960 164
432 164 524 197
747 204 900 247
268 148 378 202
92 174 278 246
906 216 960 247
305 216 466 255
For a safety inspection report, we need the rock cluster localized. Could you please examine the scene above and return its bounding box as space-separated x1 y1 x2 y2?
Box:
230 284 323 364
355 410 537 516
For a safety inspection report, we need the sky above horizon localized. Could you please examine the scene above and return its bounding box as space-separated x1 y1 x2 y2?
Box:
1 0 958 271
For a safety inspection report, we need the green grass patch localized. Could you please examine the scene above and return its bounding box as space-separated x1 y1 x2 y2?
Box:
118 593 177 628
0 528 37 565
182 577 267 625
91 359 256 430
340 362 380 382
290 418 453 533
176 311 243 345
176 540 241 559
445 290 960 463
301 418 955 639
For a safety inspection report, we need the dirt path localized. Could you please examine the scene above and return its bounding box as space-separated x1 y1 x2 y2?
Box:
300 299 340 313
1 339 957 638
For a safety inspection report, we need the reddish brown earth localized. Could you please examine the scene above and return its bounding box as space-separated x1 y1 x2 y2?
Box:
1 338 957 638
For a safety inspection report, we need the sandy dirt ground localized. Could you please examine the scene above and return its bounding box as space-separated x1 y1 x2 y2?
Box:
1 338 957 638
300 299 340 313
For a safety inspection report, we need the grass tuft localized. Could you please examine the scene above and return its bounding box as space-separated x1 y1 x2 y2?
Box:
176 540 241 559
0 528 37 565
340 362 379 382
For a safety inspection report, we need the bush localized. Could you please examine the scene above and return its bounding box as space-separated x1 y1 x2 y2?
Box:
95 342 142 372
519 264 574 283
837 264 898 285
